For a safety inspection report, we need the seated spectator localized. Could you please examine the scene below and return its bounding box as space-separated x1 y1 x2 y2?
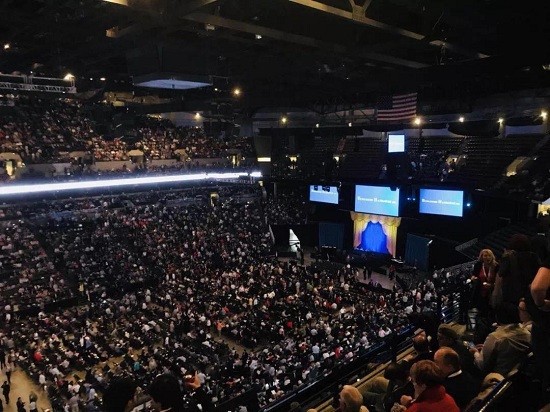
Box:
362 361 414 412
433 347 479 410
436 325 477 378
404 333 434 366
338 385 370 412
469 303 531 376
464 373 504 411
399 360 459 412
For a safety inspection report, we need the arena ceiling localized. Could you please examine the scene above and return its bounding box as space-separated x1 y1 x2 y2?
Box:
2 0 550 110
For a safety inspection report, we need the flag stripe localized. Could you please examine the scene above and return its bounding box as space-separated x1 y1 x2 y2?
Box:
378 107 417 115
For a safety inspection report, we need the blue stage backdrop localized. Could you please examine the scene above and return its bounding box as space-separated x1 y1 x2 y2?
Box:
351 212 401 257
319 222 344 249
358 222 389 254
405 234 430 271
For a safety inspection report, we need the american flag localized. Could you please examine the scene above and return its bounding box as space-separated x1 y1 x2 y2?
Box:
376 92 418 122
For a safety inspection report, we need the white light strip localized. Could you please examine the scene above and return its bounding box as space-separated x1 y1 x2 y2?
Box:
0 172 262 196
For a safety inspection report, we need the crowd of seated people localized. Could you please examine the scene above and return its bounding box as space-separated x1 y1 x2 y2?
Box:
0 96 92 163
0 185 473 412
0 221 73 313
264 191 308 225
350 236 550 412
0 95 254 168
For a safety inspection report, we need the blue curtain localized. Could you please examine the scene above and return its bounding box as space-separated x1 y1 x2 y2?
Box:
319 222 344 249
405 234 430 270
358 222 390 254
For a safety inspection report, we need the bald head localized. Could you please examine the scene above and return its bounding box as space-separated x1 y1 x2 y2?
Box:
434 347 460 377
339 385 364 412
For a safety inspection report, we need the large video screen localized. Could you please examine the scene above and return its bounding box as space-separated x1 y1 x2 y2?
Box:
354 185 400 216
309 185 339 204
388 134 405 153
419 189 464 217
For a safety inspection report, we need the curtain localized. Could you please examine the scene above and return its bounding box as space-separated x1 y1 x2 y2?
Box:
350 212 401 257
404 234 431 270
318 222 344 249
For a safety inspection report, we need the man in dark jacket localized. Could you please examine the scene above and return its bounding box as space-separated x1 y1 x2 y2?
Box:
437 324 478 378
434 347 480 410
1 382 9 405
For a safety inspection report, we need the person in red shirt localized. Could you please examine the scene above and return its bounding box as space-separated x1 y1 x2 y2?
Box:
401 360 459 412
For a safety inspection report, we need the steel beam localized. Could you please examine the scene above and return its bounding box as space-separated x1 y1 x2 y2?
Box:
288 0 488 59
183 12 428 68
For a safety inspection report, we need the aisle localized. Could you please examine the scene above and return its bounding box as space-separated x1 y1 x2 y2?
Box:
0 367 52 412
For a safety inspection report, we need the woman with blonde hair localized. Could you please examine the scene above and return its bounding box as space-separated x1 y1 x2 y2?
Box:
470 249 499 314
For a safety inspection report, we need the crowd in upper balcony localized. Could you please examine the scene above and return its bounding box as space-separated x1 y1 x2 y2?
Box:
0 95 254 169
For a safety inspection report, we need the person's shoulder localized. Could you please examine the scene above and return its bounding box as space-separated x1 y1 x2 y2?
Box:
435 393 460 411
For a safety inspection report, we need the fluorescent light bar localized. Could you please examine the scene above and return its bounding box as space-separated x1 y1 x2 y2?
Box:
0 172 261 196
103 0 128 5
257 157 271 162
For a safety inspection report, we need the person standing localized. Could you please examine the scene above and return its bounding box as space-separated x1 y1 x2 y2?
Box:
529 264 550 405
470 249 499 314
0 349 5 369
5 365 11 384
29 392 38 412
1 381 9 405
16 397 25 412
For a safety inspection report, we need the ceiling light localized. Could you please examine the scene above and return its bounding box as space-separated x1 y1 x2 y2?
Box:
459 116 464 122
232 87 241 96
195 112 201 119
541 110 547 119
315 123 320 128
348 122 352 127
3 43 10 50
281 116 287 124
214 87 218 91
414 117 422 125
63 73 75 81
100 77 106 81
498 118 504 124
255 34 262 40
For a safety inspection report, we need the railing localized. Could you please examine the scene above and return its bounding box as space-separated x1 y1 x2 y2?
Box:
0 73 76 93
258 325 417 412
456 238 478 252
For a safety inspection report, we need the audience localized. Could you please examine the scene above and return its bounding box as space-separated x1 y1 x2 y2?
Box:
339 385 370 412
469 303 531 376
433 347 479 410
499 234 540 306
530 264 550 404
0 96 254 178
397 360 458 412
